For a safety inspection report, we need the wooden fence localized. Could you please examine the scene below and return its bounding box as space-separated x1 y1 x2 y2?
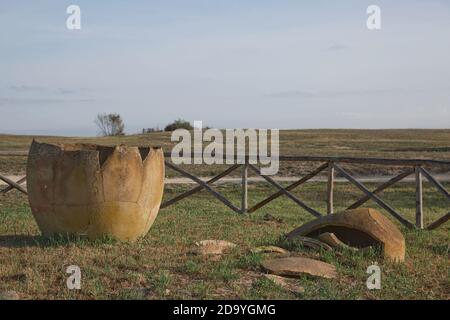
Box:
160 154 450 230
1 153 450 230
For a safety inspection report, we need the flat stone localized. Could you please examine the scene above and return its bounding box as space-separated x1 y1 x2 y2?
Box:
262 257 337 279
251 246 289 254
0 290 19 300
192 240 237 255
263 274 305 294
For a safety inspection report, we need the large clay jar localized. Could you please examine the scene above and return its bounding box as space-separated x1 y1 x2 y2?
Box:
287 208 405 262
26 140 164 241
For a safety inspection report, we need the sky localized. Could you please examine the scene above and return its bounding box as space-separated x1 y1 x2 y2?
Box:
0 0 449 136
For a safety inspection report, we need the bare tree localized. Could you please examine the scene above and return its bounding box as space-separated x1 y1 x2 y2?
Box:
95 113 125 136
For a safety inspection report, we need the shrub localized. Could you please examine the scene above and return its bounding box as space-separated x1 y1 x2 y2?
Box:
164 119 193 132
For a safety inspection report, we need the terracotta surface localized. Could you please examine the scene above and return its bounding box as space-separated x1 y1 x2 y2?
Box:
318 232 358 251
251 246 289 255
287 208 405 262
262 257 337 279
26 140 164 241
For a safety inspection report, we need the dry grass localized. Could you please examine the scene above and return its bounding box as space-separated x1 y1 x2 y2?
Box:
1 129 450 176
0 130 449 299
0 182 448 300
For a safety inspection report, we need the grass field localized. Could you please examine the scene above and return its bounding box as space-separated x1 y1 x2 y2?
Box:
0 130 449 300
2 129 450 176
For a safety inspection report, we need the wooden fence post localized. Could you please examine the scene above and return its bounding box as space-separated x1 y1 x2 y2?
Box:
415 166 424 229
241 160 248 214
327 162 334 214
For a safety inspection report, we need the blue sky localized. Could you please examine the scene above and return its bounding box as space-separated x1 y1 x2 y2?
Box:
1 0 450 135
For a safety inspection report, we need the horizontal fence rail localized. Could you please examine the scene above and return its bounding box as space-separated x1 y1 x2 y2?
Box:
1 152 450 230
5 151 450 166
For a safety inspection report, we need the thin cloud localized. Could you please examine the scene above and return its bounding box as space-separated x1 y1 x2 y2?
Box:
9 85 46 92
0 97 96 106
325 44 348 52
56 88 75 95
266 88 424 99
7 85 94 95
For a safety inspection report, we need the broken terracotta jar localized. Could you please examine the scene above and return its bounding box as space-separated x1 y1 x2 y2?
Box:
26 140 165 241
286 208 405 262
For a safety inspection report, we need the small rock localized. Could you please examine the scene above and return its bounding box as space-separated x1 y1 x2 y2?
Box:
251 246 289 255
191 240 237 255
262 257 337 279
263 213 283 223
263 274 305 294
0 290 20 300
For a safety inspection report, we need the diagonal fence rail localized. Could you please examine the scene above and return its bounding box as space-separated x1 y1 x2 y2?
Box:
0 175 27 195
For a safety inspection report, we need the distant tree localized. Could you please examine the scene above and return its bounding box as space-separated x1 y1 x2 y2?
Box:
164 119 193 132
95 113 125 136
